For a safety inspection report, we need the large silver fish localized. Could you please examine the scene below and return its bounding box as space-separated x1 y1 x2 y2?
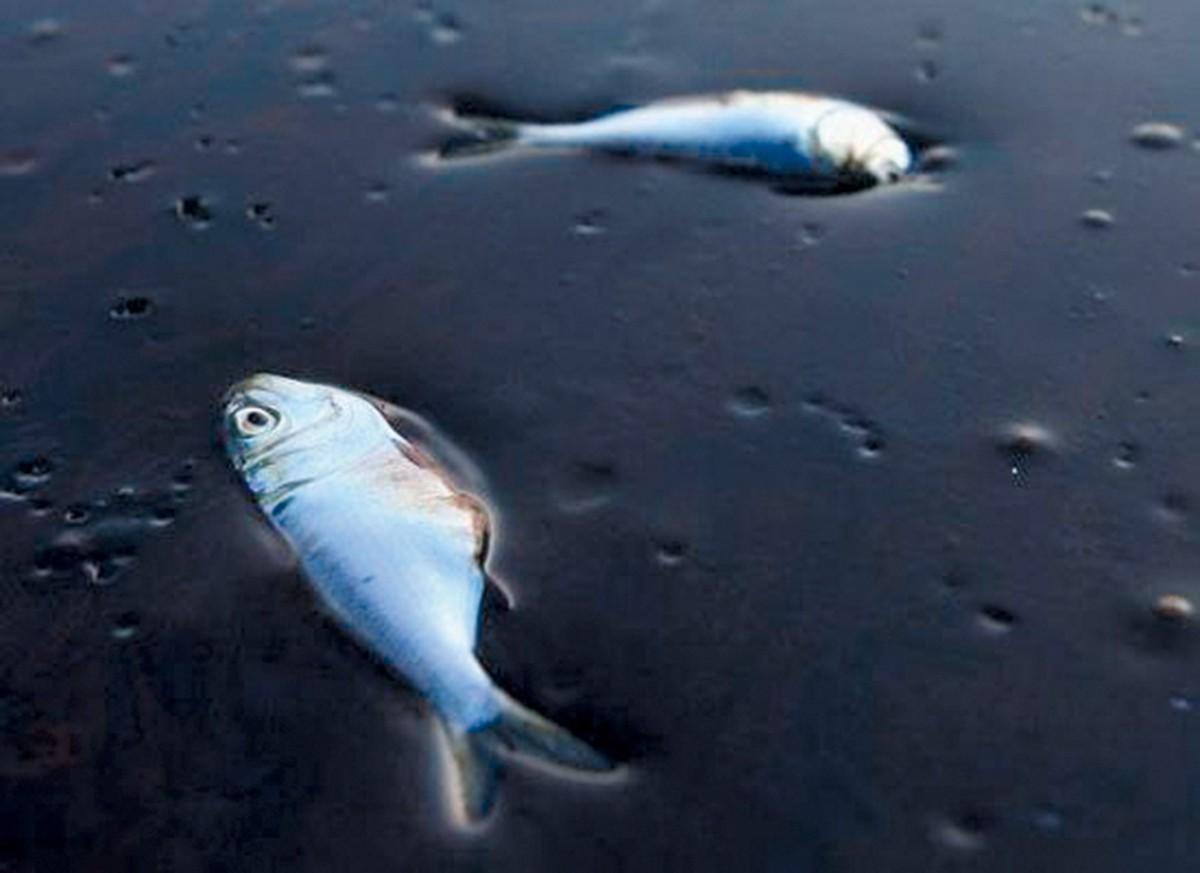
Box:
441 90 914 191
221 373 612 822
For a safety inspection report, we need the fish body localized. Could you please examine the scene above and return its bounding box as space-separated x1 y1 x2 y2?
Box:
222 374 610 821
448 90 913 189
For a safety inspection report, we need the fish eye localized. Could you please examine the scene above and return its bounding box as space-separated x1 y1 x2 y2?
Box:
234 405 278 437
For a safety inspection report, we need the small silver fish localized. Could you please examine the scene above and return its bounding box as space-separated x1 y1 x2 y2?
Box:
442 90 913 191
221 373 613 822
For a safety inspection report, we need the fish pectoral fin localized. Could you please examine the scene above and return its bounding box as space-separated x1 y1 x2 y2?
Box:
444 721 502 824
478 690 614 774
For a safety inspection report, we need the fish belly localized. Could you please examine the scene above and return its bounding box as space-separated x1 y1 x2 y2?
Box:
270 480 501 731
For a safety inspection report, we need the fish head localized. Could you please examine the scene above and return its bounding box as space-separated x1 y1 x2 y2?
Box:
812 105 912 186
222 373 393 501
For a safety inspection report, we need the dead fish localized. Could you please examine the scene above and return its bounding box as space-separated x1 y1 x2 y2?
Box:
440 90 913 191
222 373 614 822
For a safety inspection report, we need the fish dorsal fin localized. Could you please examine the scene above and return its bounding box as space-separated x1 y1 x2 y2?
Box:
355 389 499 567
448 490 493 565
361 394 489 493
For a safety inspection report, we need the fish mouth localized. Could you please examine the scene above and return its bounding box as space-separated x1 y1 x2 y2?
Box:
859 135 912 184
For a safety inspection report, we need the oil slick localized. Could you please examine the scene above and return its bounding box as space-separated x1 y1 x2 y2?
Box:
434 90 916 194
221 373 615 824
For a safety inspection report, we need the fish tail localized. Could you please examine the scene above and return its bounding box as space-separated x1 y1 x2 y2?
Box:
442 691 614 823
485 689 613 772
443 719 502 823
438 114 525 159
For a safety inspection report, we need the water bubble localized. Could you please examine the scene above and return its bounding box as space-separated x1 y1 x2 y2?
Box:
109 295 153 320
31 484 180 587
1158 492 1191 523
1080 3 1118 26
801 393 828 414
995 421 1058 474
111 612 140 641
556 461 618 514
930 812 989 852
364 182 391 204
1153 593 1195 622
375 93 400 113
108 161 155 183
1 389 23 409
1131 122 1185 150
1181 262 1198 278
1122 16 1144 36
858 435 886 460
1 149 40 177
977 604 1017 634
915 59 940 83
798 222 825 247
296 71 338 99
149 505 177 527
1163 332 1185 350
174 195 213 228
430 13 462 45
727 386 771 418
194 135 214 152
840 416 871 438
1113 441 1140 469
105 54 136 78
1031 807 1064 831
572 210 607 237
223 139 242 156
654 539 688 566
28 18 63 44
916 21 943 48
12 457 53 492
289 45 328 73
80 555 128 586
1170 695 1193 712
802 392 886 459
246 201 276 229
63 505 90 525
1080 208 1114 229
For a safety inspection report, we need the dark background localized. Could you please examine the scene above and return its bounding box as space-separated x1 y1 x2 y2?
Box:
3 0 1200 870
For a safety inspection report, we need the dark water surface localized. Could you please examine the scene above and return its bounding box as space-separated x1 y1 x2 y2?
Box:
4 0 1200 870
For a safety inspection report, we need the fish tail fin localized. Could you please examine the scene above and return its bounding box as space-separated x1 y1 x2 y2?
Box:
480 689 614 773
443 719 502 824
438 114 525 159
441 692 614 824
